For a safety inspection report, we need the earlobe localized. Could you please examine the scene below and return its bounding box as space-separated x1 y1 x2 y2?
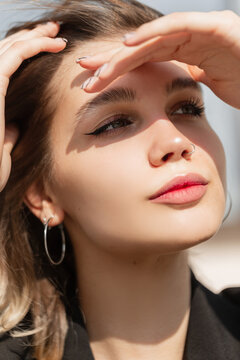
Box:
24 183 65 227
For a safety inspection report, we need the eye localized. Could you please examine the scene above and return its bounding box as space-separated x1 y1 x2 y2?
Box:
171 98 205 117
85 114 134 137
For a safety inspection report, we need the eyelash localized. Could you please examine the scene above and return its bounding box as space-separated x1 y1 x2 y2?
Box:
85 98 205 138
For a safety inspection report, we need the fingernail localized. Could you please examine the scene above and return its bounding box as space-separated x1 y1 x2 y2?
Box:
76 56 91 63
80 78 90 89
94 63 108 77
80 76 98 89
122 32 136 42
55 37 68 43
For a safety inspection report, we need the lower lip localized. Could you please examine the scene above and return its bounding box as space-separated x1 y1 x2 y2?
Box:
150 184 208 204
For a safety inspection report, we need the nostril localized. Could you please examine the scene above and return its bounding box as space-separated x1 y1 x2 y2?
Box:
162 152 173 162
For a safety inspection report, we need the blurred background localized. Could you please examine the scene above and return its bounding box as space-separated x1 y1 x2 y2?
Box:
0 0 239 292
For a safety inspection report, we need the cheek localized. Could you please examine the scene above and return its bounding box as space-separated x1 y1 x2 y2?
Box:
50 122 227 257
196 127 226 191
52 143 144 230
178 119 226 191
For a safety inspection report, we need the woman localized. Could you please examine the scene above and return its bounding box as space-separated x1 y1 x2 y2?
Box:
0 0 239 359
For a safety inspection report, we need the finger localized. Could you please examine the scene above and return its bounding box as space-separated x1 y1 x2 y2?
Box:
0 126 19 191
0 22 58 48
76 32 188 76
0 90 6 153
0 125 18 167
15 21 60 44
0 35 66 159
80 37 162 89
0 36 67 79
4 125 19 154
80 34 190 92
0 29 29 46
81 51 155 92
122 11 236 46
187 65 209 86
0 149 12 192
0 22 60 56
76 47 123 70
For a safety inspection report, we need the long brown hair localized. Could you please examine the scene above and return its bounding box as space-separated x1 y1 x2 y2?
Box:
0 1 162 358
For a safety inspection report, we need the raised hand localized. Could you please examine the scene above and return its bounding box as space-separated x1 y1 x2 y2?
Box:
77 10 240 109
0 22 67 192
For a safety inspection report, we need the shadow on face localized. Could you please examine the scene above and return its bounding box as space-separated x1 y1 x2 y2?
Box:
44 42 226 259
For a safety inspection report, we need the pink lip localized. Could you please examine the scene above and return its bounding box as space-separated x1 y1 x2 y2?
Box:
149 173 209 205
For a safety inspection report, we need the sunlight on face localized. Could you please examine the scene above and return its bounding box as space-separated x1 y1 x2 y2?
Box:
48 39 226 260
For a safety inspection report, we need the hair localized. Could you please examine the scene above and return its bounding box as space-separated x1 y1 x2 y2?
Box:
0 0 162 358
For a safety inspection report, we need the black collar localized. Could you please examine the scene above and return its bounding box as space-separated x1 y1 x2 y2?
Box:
183 273 240 360
63 272 240 359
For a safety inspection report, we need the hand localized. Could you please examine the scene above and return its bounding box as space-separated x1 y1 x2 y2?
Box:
77 10 240 109
0 21 67 192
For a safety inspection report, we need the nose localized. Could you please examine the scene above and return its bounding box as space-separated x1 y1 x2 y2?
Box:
148 120 195 167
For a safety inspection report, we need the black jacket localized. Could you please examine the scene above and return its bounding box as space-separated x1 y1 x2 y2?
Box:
0 272 240 359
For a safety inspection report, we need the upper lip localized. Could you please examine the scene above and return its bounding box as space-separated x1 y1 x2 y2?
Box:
149 173 209 200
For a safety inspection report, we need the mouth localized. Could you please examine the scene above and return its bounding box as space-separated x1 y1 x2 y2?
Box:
149 173 209 205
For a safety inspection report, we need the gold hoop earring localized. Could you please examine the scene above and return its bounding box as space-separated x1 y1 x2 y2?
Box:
43 216 66 265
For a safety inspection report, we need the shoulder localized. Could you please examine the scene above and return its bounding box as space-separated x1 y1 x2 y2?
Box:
195 278 240 332
220 286 240 308
0 313 33 360
0 333 32 360
184 273 240 360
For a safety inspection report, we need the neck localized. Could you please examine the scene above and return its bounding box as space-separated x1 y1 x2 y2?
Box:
75 245 191 360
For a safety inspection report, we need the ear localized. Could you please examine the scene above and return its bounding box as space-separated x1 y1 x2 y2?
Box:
24 182 64 227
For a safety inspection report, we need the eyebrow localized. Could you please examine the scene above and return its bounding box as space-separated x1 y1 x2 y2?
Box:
166 77 202 94
74 77 202 125
75 87 136 122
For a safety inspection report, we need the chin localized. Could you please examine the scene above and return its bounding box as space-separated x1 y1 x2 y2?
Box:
164 213 224 252
128 208 225 256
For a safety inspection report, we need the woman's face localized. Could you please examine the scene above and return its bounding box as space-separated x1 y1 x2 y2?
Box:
47 38 226 259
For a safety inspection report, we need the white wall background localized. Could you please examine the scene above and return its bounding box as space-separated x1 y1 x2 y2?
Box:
0 0 239 225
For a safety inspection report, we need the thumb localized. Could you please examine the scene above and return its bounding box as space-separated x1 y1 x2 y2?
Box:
187 65 209 85
4 124 19 154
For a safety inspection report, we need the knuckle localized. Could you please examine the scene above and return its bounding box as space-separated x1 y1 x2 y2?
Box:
32 26 47 36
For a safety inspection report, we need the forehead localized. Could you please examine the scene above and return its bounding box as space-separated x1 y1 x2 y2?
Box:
54 37 123 93
52 37 192 103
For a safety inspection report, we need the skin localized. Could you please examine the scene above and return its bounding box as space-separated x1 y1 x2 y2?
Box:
0 22 66 190
1 9 239 360
34 41 225 360
45 44 226 255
